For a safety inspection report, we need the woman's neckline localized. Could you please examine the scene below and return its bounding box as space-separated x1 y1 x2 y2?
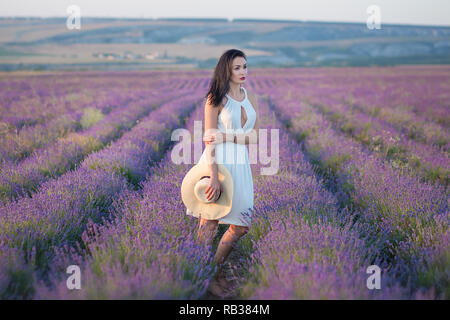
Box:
226 87 247 103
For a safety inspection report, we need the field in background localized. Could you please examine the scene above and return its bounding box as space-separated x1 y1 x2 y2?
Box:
0 66 448 299
1 17 450 71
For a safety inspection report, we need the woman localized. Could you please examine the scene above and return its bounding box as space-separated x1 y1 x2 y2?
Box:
185 49 260 297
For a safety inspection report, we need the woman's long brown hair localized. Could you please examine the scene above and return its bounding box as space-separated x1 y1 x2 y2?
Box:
205 49 247 108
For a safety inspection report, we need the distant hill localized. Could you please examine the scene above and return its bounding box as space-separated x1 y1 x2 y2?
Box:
0 17 449 71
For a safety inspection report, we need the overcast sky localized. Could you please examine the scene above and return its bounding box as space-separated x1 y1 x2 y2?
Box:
1 0 449 27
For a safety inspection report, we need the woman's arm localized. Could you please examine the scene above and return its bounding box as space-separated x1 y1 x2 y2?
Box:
203 98 220 178
203 97 225 202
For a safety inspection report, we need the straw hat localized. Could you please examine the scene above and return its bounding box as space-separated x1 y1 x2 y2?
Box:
181 159 233 220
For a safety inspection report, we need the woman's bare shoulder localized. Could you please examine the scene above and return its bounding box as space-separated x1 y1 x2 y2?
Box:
205 94 228 115
219 96 228 115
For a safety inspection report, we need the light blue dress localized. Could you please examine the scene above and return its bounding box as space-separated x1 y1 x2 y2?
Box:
186 87 256 227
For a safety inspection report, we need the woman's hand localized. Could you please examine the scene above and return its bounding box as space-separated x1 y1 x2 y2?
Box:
205 177 222 201
203 132 224 145
204 132 234 145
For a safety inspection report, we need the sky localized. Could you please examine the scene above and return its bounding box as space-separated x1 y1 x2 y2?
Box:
1 0 449 27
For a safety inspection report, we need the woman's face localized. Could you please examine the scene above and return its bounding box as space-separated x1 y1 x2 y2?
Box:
229 56 247 85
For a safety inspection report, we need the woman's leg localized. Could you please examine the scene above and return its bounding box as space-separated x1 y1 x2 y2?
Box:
196 218 219 247
208 224 249 296
213 224 249 266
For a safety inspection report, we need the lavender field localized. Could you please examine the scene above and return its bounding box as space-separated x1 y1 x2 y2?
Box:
0 66 448 299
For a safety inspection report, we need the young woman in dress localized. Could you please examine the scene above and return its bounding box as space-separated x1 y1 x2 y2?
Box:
188 49 260 297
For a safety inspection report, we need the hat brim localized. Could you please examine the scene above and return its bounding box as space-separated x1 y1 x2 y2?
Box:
181 159 233 220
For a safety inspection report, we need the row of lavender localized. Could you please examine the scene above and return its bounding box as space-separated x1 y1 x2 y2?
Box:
1 68 446 299
0 88 195 204
0 72 194 165
0 72 194 130
266 85 448 298
31 87 417 299
346 93 449 152
343 73 450 137
0 89 145 164
29 75 446 299
1 74 90 127
0 90 203 298
237 96 417 299
302 91 449 186
249 66 450 130
250 69 449 154
31 91 330 299
33 102 211 299
0 73 208 164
